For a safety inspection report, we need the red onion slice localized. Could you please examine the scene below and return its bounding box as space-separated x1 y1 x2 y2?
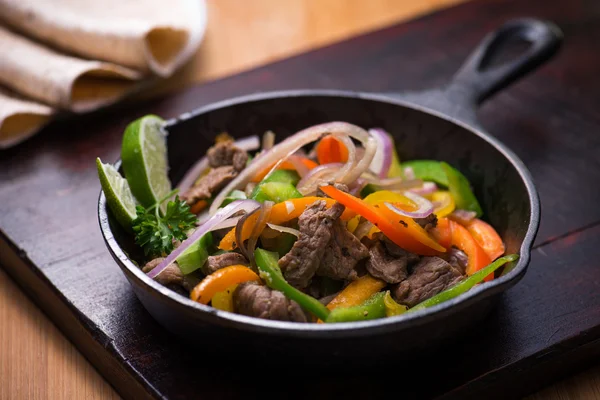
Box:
384 191 434 219
176 135 260 193
409 182 438 196
403 167 416 180
368 128 393 178
449 209 477 225
266 223 301 238
147 199 261 279
296 163 343 194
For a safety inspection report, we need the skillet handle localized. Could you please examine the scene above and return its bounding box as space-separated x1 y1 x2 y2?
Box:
395 18 563 125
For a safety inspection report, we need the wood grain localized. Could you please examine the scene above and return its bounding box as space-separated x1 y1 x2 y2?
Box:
2 0 600 399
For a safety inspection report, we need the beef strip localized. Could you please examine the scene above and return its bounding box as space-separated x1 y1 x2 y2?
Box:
181 166 237 204
142 258 200 291
317 218 369 281
414 214 438 231
203 252 249 275
233 281 310 322
207 140 248 172
447 248 469 274
392 256 464 307
278 201 342 288
366 241 409 284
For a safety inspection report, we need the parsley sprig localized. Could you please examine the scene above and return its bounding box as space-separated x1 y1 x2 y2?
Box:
132 189 197 258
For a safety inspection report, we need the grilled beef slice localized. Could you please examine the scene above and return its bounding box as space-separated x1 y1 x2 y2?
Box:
233 281 309 322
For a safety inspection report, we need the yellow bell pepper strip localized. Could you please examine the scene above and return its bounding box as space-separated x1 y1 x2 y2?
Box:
407 254 519 313
363 190 417 210
347 215 360 233
465 218 506 261
325 291 387 323
326 274 387 310
441 162 483 217
430 191 455 218
190 265 260 304
319 185 446 256
401 160 449 187
449 220 492 281
219 197 356 250
211 284 239 312
384 290 407 317
254 248 330 321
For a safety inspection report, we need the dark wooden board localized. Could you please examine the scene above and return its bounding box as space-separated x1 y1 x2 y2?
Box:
2 0 600 398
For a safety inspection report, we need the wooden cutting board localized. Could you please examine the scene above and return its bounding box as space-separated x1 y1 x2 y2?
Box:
2 0 600 398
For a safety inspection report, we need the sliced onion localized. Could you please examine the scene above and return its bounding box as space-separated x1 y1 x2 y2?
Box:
262 131 275 150
211 215 242 231
176 135 260 193
242 201 273 263
286 155 311 178
449 209 477 224
147 199 261 279
266 223 301 238
362 173 424 191
176 157 208 194
209 122 373 215
384 191 434 219
409 182 438 196
368 128 393 178
403 167 415 180
349 178 368 196
296 163 343 195
354 220 374 240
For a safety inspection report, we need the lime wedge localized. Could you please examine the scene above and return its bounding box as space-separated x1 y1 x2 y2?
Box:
96 157 138 231
120 115 171 208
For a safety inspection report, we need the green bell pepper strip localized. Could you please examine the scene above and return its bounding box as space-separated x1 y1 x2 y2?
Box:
254 248 330 321
440 162 483 217
221 190 247 207
262 169 301 185
250 182 303 203
401 160 449 187
408 254 519 312
324 291 387 323
176 232 213 274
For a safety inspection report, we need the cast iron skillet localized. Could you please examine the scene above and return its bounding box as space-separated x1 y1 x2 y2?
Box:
98 18 562 364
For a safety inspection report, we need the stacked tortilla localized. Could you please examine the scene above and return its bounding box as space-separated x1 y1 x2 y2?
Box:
0 0 207 148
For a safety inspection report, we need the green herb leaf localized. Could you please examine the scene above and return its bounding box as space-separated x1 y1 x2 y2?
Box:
132 195 196 258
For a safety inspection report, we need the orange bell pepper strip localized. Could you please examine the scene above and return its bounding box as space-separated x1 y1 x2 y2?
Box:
251 157 318 183
190 199 208 214
326 275 387 310
464 218 505 260
320 185 446 256
430 217 451 249
218 196 356 250
316 274 386 323
190 265 260 304
449 220 493 281
316 135 349 164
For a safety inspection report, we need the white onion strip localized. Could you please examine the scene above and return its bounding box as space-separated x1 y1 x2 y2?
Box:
409 182 438 196
368 128 393 178
384 191 434 219
147 199 261 279
209 122 373 215
267 223 301 238
176 135 261 193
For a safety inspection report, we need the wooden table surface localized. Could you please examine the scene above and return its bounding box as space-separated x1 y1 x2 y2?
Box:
2 0 600 398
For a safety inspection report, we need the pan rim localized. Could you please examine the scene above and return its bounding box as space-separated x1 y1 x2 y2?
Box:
98 89 540 336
